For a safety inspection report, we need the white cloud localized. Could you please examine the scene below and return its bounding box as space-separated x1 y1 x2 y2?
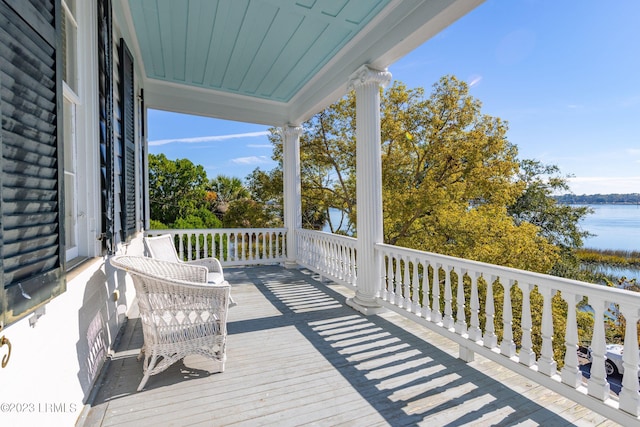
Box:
247 144 273 148
468 74 482 87
567 176 640 195
231 156 272 165
148 130 269 146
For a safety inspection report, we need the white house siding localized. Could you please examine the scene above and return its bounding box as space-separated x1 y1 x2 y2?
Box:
0 1 144 425
0 253 140 426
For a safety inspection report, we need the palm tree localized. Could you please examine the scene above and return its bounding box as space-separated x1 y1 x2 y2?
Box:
209 175 250 215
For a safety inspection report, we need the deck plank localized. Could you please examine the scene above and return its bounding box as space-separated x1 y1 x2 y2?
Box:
80 266 621 426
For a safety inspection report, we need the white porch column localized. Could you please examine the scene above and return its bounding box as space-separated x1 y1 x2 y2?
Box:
346 65 391 315
282 125 303 268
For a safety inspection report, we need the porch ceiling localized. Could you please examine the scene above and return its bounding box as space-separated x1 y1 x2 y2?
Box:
118 0 483 126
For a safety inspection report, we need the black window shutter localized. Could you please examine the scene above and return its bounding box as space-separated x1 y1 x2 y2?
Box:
98 0 114 254
0 0 65 326
118 39 136 241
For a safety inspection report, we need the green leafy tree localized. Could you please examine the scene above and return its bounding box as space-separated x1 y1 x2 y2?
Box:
173 207 223 229
508 159 593 278
256 75 589 274
148 153 208 226
379 78 558 272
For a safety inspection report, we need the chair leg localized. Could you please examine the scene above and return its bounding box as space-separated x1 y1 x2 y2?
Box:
138 353 159 391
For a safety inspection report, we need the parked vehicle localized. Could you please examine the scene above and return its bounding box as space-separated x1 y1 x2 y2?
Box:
588 344 640 377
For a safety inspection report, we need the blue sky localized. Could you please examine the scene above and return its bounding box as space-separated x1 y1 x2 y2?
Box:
148 0 640 195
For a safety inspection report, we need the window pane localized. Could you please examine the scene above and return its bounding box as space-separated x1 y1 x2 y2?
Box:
62 11 78 92
63 98 77 256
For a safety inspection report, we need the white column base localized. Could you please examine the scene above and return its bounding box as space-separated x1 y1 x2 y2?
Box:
284 261 299 269
346 296 385 316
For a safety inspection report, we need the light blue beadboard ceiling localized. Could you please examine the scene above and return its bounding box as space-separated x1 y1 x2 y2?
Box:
121 0 483 125
128 0 390 103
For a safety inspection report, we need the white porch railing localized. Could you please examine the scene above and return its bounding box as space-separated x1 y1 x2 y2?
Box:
144 227 640 424
145 228 287 266
297 229 357 288
295 229 640 426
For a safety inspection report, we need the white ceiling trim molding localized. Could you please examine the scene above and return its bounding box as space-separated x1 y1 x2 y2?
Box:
144 79 290 126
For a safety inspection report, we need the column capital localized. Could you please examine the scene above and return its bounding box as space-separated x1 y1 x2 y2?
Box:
281 124 303 139
348 65 392 91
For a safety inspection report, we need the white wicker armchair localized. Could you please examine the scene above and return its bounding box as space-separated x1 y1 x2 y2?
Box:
144 234 225 284
110 255 230 391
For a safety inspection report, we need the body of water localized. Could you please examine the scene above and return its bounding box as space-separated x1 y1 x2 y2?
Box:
580 204 640 252
579 204 640 282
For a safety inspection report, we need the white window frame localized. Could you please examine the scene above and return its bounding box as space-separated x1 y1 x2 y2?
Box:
63 88 80 261
63 0 105 261
62 0 80 262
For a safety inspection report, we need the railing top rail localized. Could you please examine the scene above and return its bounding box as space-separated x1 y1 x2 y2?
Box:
376 242 640 303
297 228 357 244
145 228 287 236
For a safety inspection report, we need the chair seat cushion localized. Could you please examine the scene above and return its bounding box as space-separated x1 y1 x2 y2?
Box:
208 272 225 285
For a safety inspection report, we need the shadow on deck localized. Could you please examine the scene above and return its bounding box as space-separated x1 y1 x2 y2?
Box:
79 266 617 426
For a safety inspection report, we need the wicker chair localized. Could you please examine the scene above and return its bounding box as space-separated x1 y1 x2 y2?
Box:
110 255 230 391
144 233 236 307
144 234 225 284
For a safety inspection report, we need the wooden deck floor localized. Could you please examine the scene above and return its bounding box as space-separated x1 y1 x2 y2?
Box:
79 266 620 427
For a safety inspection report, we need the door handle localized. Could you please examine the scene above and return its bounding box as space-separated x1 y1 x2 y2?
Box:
1 336 11 368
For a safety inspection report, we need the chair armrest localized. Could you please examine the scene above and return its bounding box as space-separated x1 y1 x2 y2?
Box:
165 263 209 284
111 255 209 284
186 258 223 275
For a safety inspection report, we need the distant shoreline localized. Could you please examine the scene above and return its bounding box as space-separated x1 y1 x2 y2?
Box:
555 193 640 205
562 202 640 205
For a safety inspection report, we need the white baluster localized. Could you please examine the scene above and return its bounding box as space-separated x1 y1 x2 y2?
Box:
561 291 582 387
500 279 516 357
412 258 421 314
431 264 442 324
194 232 200 260
538 286 557 376
455 269 467 335
443 265 454 329
468 272 482 341
204 231 210 259
618 302 640 415
394 255 402 306
384 255 393 302
253 232 257 260
518 282 536 367
350 247 357 287
421 260 431 320
258 231 263 260
484 275 498 349
321 237 328 272
403 257 411 309
587 296 610 401
379 254 386 301
178 232 185 260
268 231 272 259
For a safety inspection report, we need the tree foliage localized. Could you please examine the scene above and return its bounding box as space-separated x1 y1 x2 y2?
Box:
261 75 591 273
379 79 559 272
209 175 250 216
149 153 208 226
148 155 273 228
